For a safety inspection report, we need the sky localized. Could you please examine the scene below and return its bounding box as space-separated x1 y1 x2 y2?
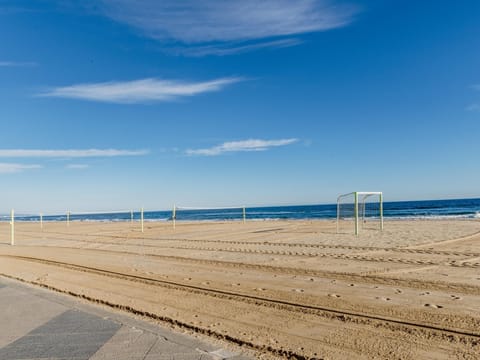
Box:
1 0 480 213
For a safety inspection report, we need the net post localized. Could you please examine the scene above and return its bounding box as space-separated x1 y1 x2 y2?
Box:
336 197 340 234
10 209 14 246
130 210 133 224
40 213 43 230
141 207 144 233
67 211 70 227
379 193 384 231
354 192 359 236
173 204 176 230
362 196 366 225
242 206 246 224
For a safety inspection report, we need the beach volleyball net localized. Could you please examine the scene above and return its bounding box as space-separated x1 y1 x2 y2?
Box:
0 205 251 245
173 205 247 224
336 192 384 235
1 208 151 245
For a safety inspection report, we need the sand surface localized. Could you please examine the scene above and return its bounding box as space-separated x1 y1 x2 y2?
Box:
0 219 479 359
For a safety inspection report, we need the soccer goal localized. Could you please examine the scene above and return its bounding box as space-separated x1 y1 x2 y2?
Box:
336 192 384 235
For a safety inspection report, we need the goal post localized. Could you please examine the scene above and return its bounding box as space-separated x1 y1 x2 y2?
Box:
337 192 384 235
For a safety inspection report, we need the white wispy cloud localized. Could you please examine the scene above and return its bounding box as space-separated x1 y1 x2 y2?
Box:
466 104 480 112
169 38 302 57
186 138 299 156
0 2 46 15
0 61 37 67
0 163 42 174
466 85 480 111
0 149 148 158
38 77 242 103
97 0 358 55
66 164 90 169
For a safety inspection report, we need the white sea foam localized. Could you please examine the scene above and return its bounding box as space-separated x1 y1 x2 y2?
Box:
387 214 478 220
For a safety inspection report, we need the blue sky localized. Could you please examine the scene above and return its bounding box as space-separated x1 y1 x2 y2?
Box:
1 0 479 213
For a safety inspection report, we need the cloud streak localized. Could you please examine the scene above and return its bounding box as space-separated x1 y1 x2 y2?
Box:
98 0 358 55
169 38 302 57
466 104 480 112
0 61 37 67
66 164 90 169
38 77 242 103
186 138 298 156
0 149 148 158
0 163 42 174
466 85 480 111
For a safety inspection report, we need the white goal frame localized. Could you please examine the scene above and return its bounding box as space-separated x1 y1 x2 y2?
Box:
336 192 384 235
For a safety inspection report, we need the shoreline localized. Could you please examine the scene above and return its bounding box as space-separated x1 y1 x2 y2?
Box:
2 216 480 224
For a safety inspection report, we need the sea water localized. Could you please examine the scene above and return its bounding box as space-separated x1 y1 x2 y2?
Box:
3 198 480 222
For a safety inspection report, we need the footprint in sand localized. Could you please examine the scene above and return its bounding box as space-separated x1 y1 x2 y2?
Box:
255 287 267 291
349 284 355 287
450 295 462 300
293 288 305 293
424 303 443 309
202 281 210 285
328 294 341 298
231 283 241 286
420 291 430 296
183 277 192 281
36 273 48 282
395 289 403 294
376 297 391 301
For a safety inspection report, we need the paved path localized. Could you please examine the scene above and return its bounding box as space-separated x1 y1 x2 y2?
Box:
0 278 251 360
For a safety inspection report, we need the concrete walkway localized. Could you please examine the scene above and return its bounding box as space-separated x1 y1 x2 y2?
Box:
0 277 251 360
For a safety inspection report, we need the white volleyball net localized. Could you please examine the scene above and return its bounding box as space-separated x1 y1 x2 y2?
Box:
173 205 247 223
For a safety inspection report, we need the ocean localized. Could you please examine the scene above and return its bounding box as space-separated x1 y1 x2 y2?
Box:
3 198 480 222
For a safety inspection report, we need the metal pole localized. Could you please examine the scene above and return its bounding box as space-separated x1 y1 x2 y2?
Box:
354 192 359 236
242 206 246 224
380 193 384 231
10 209 14 246
67 211 70 227
173 205 176 230
362 197 366 224
130 210 133 224
40 213 43 230
141 207 144 233
361 195 368 229
336 197 340 234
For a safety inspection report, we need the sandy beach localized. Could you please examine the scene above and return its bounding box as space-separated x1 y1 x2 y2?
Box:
0 219 479 359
